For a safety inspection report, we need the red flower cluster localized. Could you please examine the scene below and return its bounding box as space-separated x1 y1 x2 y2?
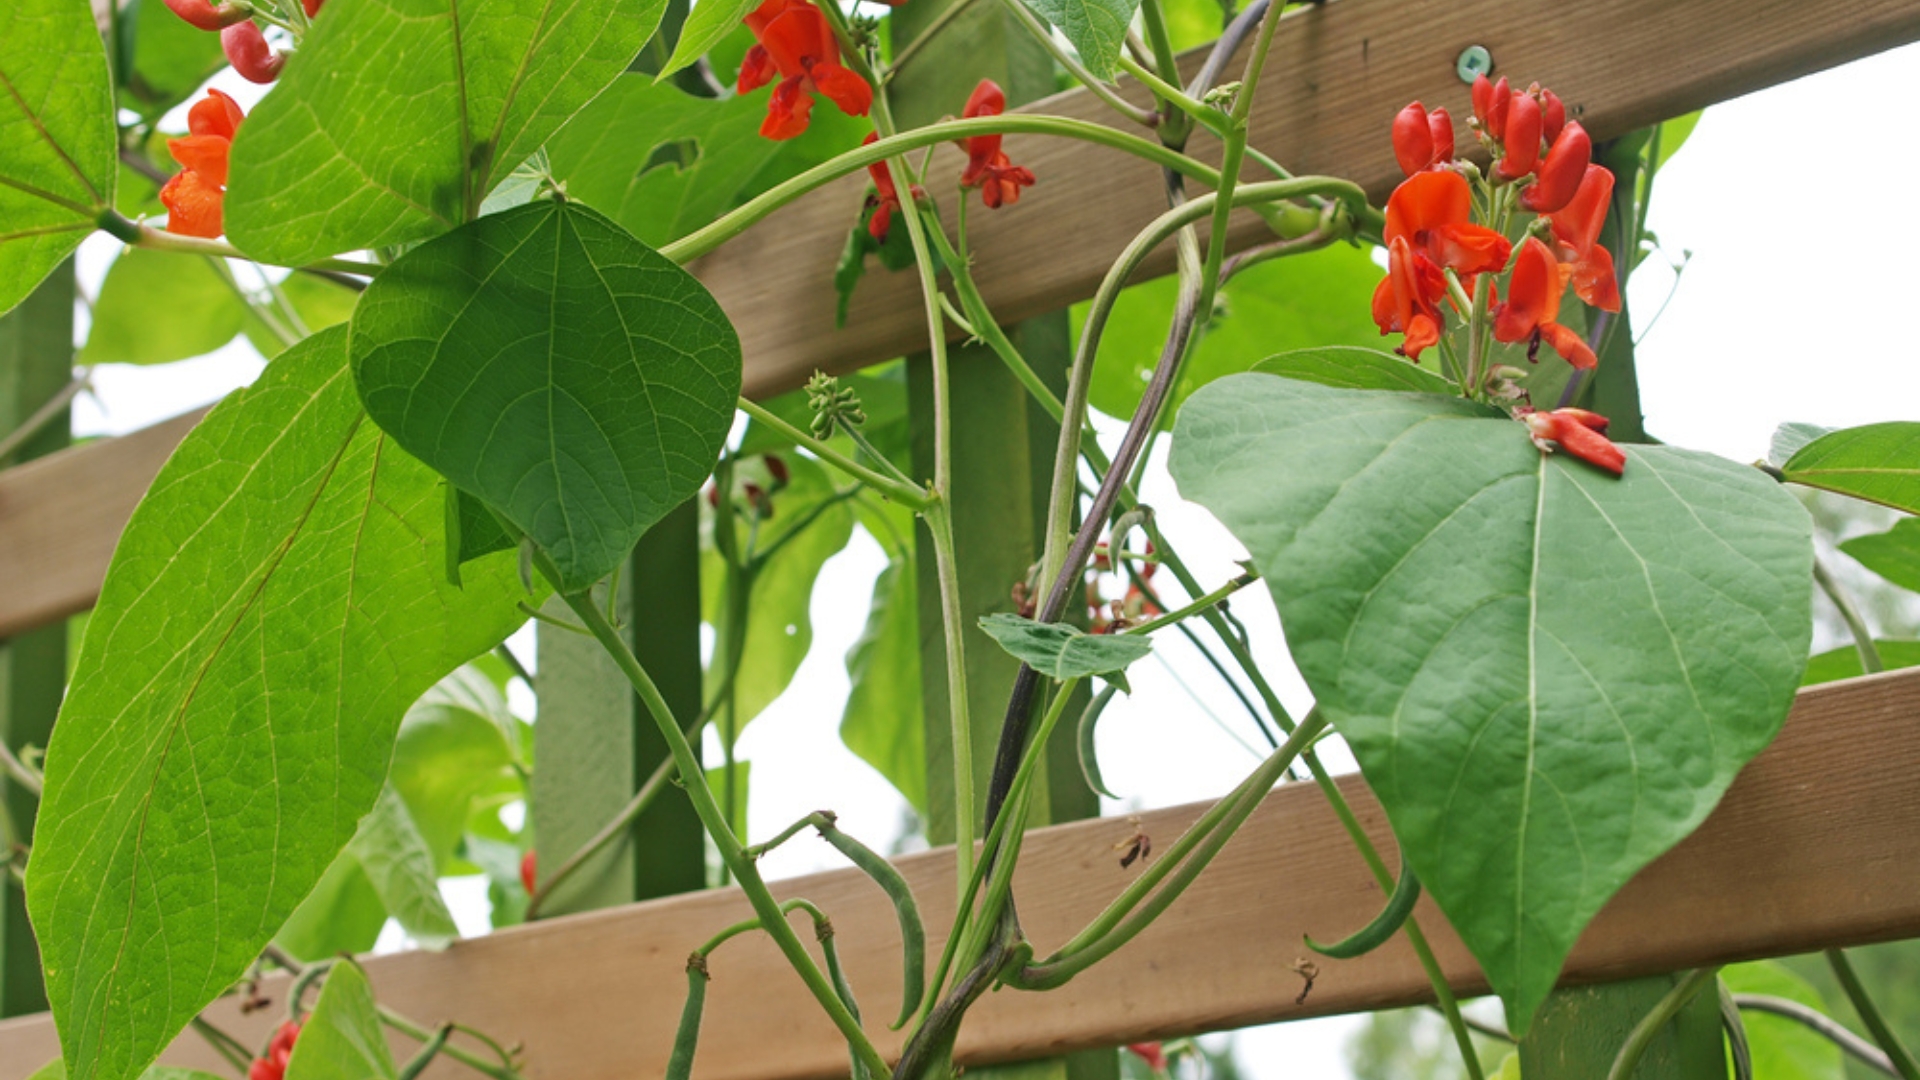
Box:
248 1021 301 1080
958 80 1035 209
160 0 302 83
737 0 872 140
159 89 247 238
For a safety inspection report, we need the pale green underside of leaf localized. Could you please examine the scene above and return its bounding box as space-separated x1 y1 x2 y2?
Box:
349 785 460 949
80 248 247 365
978 613 1154 680
0 0 116 315
1026 0 1140 80
225 0 667 264
1783 422 1920 514
27 327 528 1080
352 201 741 593
284 963 399 1080
1170 374 1811 1035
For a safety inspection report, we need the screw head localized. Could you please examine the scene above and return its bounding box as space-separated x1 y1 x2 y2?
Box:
1455 45 1493 84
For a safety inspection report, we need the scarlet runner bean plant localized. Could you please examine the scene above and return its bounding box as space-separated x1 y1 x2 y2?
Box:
1 0 1917 1078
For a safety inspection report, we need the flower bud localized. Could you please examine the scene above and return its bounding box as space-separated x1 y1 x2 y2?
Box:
163 0 253 31
1520 121 1591 212
1496 89 1542 179
1540 88 1567 144
222 20 285 83
1392 102 1435 176
1428 107 1454 164
763 453 790 488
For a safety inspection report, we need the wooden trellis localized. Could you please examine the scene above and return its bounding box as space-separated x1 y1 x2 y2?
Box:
3 0 1920 1073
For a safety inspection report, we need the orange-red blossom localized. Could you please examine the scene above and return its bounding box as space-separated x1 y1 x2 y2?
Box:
737 0 872 140
1523 407 1626 476
248 1021 301 1080
159 89 246 239
959 80 1035 209
1370 170 1511 360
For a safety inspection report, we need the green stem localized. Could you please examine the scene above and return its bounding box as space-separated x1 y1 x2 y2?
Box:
660 116 1223 264
1121 572 1254 636
1606 968 1721 1080
0 735 44 797
1827 949 1920 1080
1117 53 1227 137
376 1007 526 1080
990 0 1158 127
1135 0 1194 146
101 212 381 278
885 0 981 78
190 1017 254 1074
738 396 932 509
0 369 89 466
1815 558 1884 675
540 555 889 1079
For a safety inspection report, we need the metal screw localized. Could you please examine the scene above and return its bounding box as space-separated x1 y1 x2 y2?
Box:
1455 45 1493 84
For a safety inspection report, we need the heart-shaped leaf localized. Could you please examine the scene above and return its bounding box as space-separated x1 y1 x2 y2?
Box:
225 0 670 264
1027 0 1142 80
27 328 528 1080
1170 374 1811 1034
0 0 115 315
1782 422 1920 513
351 201 741 593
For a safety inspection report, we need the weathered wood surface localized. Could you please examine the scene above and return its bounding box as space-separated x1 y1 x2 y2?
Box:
3 667 1916 1079
5 0 1919 640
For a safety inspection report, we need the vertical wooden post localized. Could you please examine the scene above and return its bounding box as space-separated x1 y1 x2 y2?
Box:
533 500 707 914
1520 975 1726 1079
897 9 1109 1077
0 263 74 1017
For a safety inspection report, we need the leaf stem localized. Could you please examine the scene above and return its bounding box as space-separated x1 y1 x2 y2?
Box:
1605 967 1720 1080
0 369 89 465
1117 53 1226 137
1814 557 1884 675
190 1016 254 1074
1120 571 1255 636
101 211 382 278
0 737 44 797
738 397 932 509
1734 993 1901 1077
990 0 1158 128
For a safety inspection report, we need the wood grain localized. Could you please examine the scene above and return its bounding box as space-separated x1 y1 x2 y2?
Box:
5 0 1918 641
3 667 1915 1079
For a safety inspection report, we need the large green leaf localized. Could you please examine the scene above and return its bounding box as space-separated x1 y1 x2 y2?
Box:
1722 961 1844 1080
1170 374 1812 1034
701 457 856 727
1254 346 1462 397
275 855 389 962
348 785 459 949
1080 242 1386 424
1026 0 1140 80
351 201 741 592
0 0 116 315
80 248 246 365
978 614 1153 680
225 0 670 264
548 73 867 248
27 327 528 1080
1782 423 1920 514
841 555 928 814
389 666 519 865
1840 516 1920 593
284 963 398 1080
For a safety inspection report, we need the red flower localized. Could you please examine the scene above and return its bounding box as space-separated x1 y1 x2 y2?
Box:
1523 407 1625 475
520 850 537 894
959 80 1035 209
737 0 871 140
248 1021 302 1080
304 0 326 15
222 20 286 84
1492 237 1595 369
1126 1043 1168 1070
1391 102 1453 176
161 0 251 31
862 132 903 241
159 89 246 238
1520 120 1591 213
1495 88 1542 180
1546 164 1622 312
1370 170 1511 359
1472 74 1511 139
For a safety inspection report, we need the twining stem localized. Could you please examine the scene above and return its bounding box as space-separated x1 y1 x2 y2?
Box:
190 1017 254 1073
1734 994 1901 1076
0 737 44 797
1827 949 1920 1080
0 370 89 465
539 554 889 1079
1605 968 1720 1080
1122 572 1255 635
737 397 932 509
661 115 1225 264
1814 558 1884 676
1117 53 1227 138
1135 0 1195 147
987 0 1158 127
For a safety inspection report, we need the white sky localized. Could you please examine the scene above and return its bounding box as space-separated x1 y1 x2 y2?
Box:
62 39 1920 1079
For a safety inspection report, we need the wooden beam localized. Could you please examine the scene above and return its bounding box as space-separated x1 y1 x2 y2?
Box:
4 0 1919 641
4 667 1916 1079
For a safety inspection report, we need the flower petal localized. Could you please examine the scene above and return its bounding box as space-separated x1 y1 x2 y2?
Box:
810 62 872 118
160 170 225 238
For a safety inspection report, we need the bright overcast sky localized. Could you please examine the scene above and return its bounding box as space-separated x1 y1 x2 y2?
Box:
61 37 1920 1079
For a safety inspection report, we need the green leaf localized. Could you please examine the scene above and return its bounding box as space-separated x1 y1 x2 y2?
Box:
1656 111 1703 171
1769 422 1834 468
702 457 856 727
1026 0 1140 80
389 666 519 865
27 1064 230 1080
1783 423 1920 513
121 0 226 120
27 327 528 1080
460 833 529 928
1080 242 1387 424
1722 961 1845 1080
1170 374 1812 1035
1840 517 1920 594
240 274 362 359
1801 641 1920 686
978 613 1154 681
275 855 389 962
225 0 670 264
284 963 399 1080
1254 346 1464 397
351 201 741 593
841 556 928 814
660 0 759 81
547 74 867 248
348 785 459 949
0 0 116 316
79 248 246 365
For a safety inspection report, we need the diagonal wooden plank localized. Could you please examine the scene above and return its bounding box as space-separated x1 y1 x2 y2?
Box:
3 666 1916 1079
3 0 1918 633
